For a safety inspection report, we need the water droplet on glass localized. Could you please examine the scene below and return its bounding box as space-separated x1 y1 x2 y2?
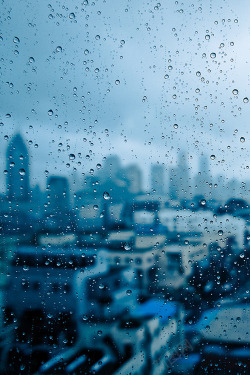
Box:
19 168 25 176
210 154 216 160
56 46 62 52
126 289 132 295
115 80 120 85
218 230 223 236
13 36 20 44
69 12 75 19
240 137 245 143
103 191 110 200
232 89 238 95
69 153 75 160
201 199 206 206
48 109 53 116
210 52 216 59
124 243 131 251
243 97 249 103
99 283 104 289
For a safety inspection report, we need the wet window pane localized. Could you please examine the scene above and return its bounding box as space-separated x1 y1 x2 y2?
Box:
1 0 250 374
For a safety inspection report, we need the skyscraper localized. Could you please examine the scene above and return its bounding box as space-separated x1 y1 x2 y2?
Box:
6 133 30 201
151 164 165 195
47 176 70 214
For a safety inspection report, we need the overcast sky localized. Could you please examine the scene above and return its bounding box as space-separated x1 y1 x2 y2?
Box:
0 0 249 191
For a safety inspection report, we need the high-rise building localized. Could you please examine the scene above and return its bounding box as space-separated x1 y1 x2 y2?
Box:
169 152 190 202
194 154 211 199
151 164 165 195
6 133 30 201
124 164 142 194
47 176 70 214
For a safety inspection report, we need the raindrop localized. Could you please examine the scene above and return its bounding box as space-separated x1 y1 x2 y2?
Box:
126 290 132 295
243 97 249 103
48 109 53 116
69 12 75 19
240 137 245 143
210 154 216 160
29 57 35 63
56 46 62 52
218 230 223 236
201 199 206 205
210 52 216 59
84 49 89 55
205 34 210 40
69 153 75 160
93 204 99 210
173 124 178 129
13 36 20 43
99 283 104 289
103 191 110 200
232 89 238 95
19 168 25 176
115 80 120 85
124 243 131 251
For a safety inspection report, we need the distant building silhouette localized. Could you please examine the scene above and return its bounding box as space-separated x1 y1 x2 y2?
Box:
151 164 165 195
6 133 30 201
124 164 142 194
47 176 70 214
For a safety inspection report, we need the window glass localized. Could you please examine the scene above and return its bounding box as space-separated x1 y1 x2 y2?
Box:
1 0 249 374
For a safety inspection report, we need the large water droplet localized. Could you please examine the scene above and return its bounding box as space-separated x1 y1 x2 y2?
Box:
19 168 25 176
103 191 110 200
13 36 20 44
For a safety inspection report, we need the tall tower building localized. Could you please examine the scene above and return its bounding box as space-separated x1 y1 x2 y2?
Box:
194 154 211 199
151 164 165 195
124 164 142 194
6 133 30 201
47 176 70 214
176 152 190 201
